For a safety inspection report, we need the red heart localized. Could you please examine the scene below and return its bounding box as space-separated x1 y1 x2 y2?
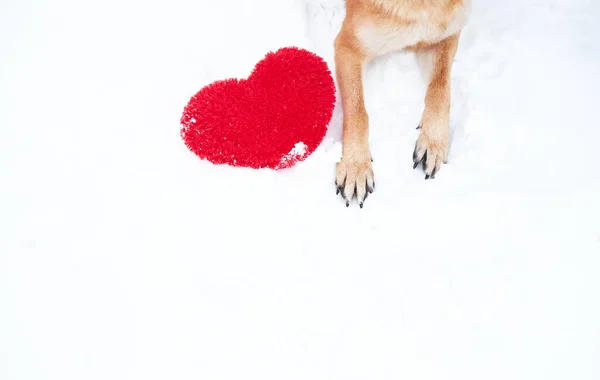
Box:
180 47 336 170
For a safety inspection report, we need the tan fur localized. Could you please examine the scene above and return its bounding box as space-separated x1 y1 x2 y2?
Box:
334 0 470 207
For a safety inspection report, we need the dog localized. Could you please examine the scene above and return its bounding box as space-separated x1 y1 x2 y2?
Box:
333 0 470 207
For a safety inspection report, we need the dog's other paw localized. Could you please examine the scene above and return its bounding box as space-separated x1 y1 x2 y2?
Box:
335 156 374 208
413 130 448 179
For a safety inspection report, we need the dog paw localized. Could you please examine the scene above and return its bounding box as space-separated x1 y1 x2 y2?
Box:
412 131 448 179
335 156 374 208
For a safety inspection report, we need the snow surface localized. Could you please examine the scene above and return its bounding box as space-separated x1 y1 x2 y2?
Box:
1 0 600 379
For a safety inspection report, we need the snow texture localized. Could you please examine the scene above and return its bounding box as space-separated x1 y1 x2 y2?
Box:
1 0 600 379
279 142 309 167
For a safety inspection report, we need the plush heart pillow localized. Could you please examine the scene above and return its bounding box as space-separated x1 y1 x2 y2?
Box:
180 47 336 170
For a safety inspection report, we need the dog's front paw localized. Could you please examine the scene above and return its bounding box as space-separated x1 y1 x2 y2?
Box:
335 155 374 208
413 129 449 179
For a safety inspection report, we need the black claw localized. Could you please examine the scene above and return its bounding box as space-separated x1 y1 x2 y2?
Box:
346 200 350 207
425 174 431 180
365 178 373 194
431 164 440 179
416 124 422 130
359 202 363 209
413 145 428 170
337 178 346 199
414 153 426 169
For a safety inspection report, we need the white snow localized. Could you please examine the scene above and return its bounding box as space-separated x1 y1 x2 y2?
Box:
279 141 309 168
1 0 600 379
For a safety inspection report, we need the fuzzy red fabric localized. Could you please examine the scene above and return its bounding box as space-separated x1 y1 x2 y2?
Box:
180 47 336 170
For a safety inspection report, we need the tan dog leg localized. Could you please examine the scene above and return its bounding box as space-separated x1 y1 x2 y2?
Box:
334 30 374 207
413 32 461 179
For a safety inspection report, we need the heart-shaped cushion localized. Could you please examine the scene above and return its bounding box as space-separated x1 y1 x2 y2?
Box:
180 47 336 170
